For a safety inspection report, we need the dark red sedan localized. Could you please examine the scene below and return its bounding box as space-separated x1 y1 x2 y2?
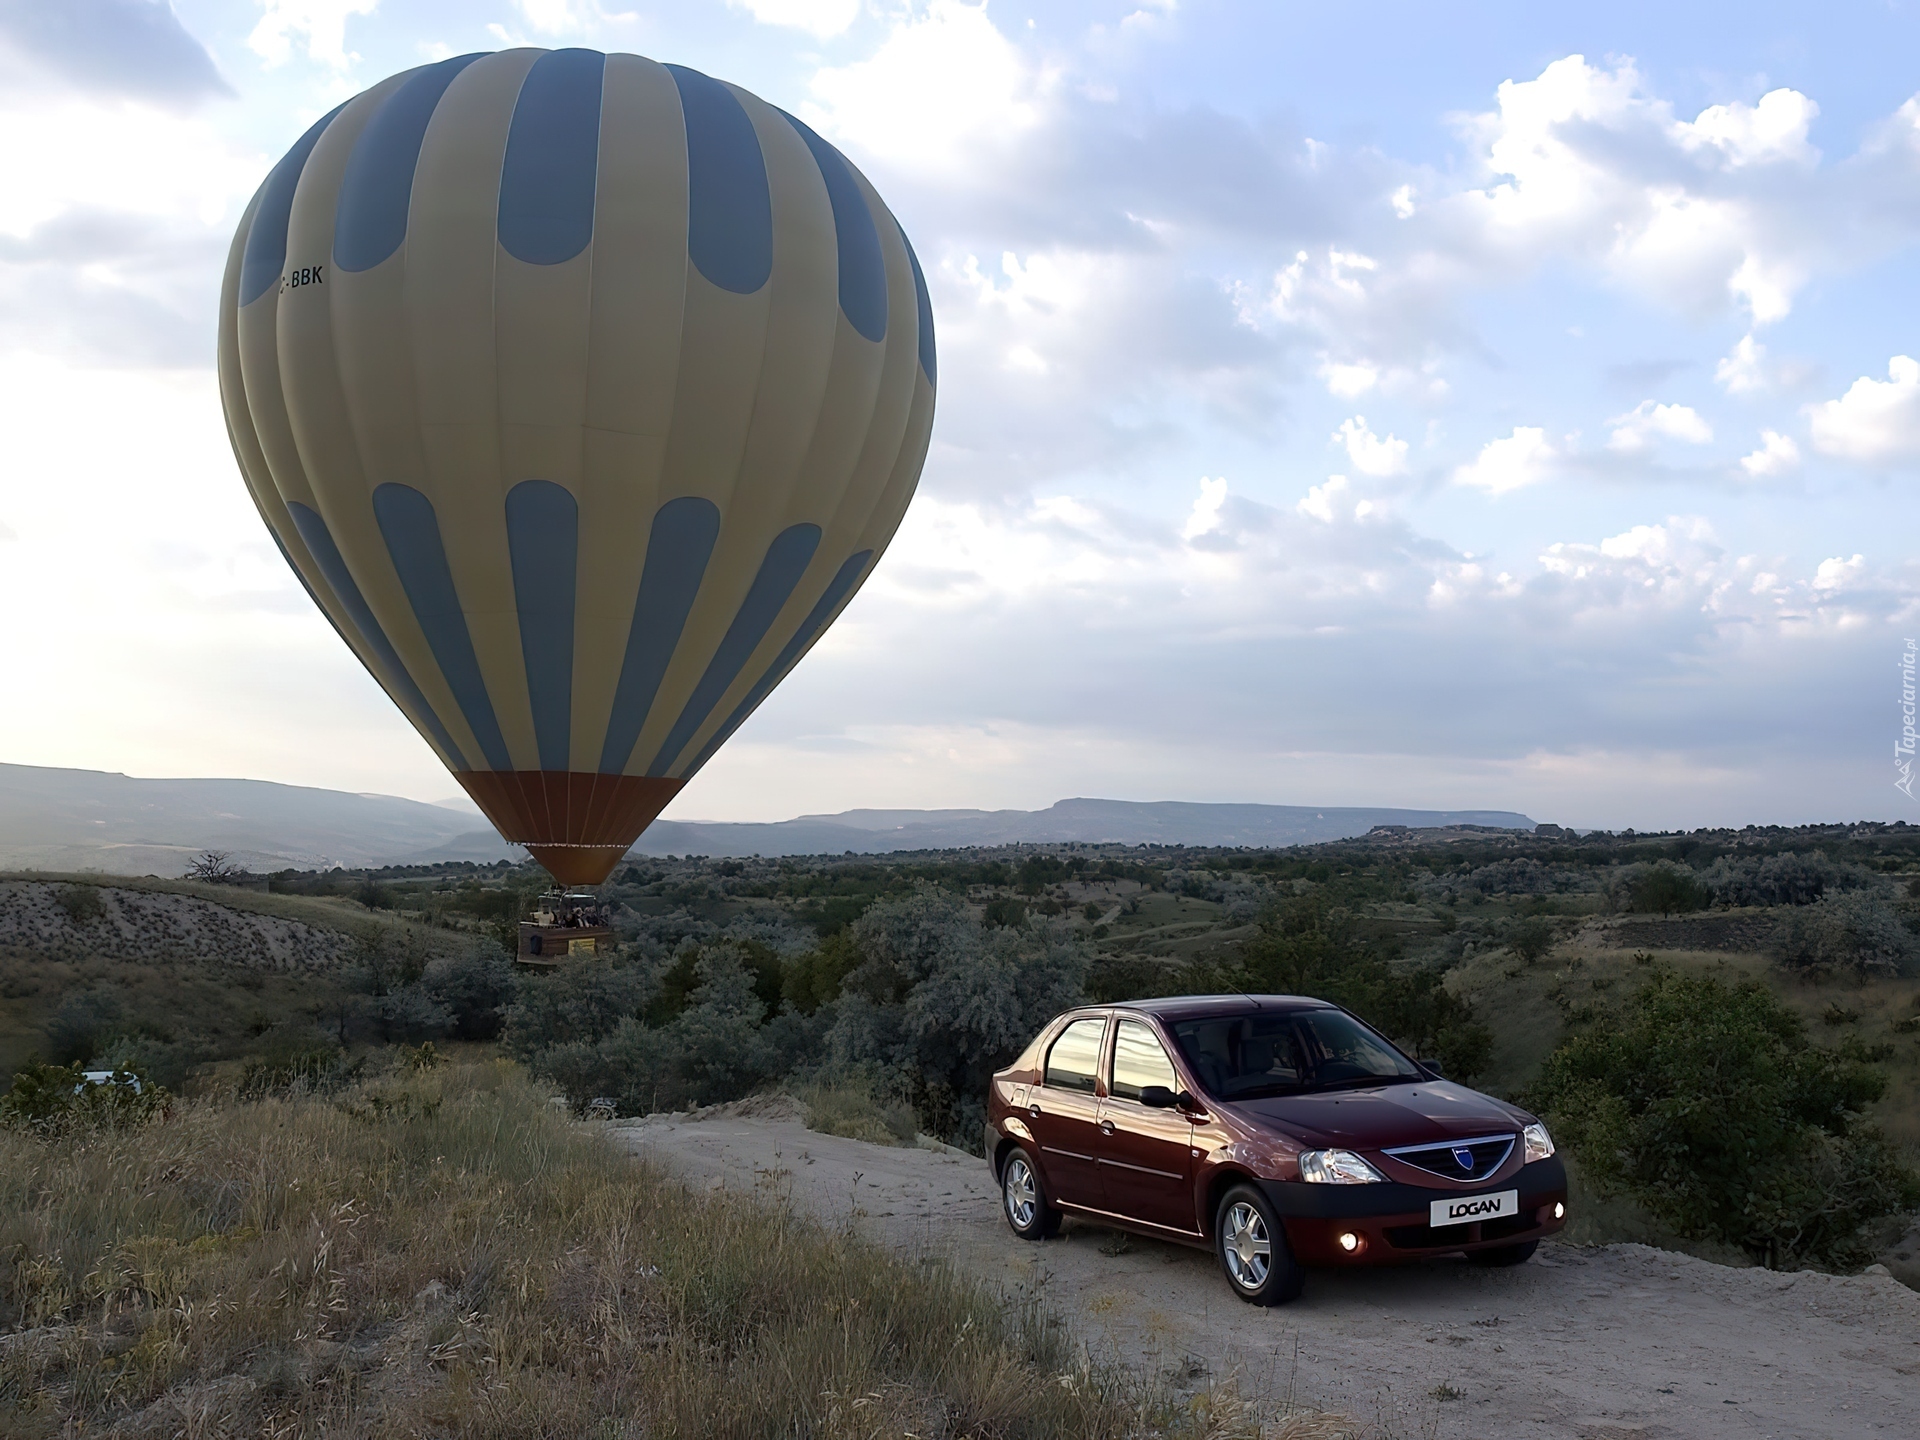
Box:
983 995 1568 1303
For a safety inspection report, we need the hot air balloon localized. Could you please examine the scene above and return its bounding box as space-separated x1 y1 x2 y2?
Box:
218 48 935 887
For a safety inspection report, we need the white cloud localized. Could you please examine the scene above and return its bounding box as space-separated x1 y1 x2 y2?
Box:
1740 430 1800 477
0 519 15 541
1296 474 1352 522
1807 356 1920 465
1182 476 1227 540
1715 333 1768 394
1813 553 1866 591
1390 184 1415 219
1319 358 1378 398
1454 427 1556 493
1449 57 1822 326
1607 400 1712 452
1679 88 1819 169
806 0 1043 167
729 0 861 38
248 0 378 69
1333 415 1408 476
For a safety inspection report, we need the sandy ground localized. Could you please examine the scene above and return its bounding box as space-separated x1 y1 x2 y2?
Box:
615 1105 1920 1440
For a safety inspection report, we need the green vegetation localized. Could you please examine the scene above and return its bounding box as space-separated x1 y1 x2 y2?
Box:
1531 966 1919 1269
7 813 1920 1277
0 1060 1158 1438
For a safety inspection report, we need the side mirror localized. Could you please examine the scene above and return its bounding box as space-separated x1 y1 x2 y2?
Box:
1175 1089 1204 1114
1138 1084 1177 1109
1423 1061 1447 1079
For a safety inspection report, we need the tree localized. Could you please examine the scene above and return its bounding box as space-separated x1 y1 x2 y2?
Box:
1532 965 1918 1269
186 850 246 884
1505 915 1556 966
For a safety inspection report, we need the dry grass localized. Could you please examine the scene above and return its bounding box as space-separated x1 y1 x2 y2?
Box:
795 1076 919 1148
0 1060 1358 1439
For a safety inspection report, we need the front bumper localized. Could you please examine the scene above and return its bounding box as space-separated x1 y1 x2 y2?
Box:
1259 1156 1568 1265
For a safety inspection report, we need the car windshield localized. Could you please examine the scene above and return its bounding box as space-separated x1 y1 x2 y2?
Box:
1169 1008 1421 1100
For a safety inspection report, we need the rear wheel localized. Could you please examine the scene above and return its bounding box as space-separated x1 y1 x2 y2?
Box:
1001 1147 1061 1240
1214 1184 1305 1305
1468 1239 1538 1267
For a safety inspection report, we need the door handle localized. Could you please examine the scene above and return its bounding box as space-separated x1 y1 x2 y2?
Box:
1028 1104 1041 1120
1099 1119 1115 1135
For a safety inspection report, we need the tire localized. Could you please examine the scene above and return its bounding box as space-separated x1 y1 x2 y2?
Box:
1000 1146 1061 1240
1214 1184 1305 1305
1468 1239 1538 1267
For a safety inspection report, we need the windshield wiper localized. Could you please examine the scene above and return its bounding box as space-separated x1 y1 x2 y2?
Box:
1304 1074 1422 1094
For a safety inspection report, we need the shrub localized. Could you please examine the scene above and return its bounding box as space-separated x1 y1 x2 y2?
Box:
1505 915 1557 965
44 989 122 1066
1609 861 1709 915
53 884 104 925
503 956 656 1058
1531 966 1919 1269
0 1063 167 1139
1229 893 1493 1081
419 939 516 1039
1774 892 1920 978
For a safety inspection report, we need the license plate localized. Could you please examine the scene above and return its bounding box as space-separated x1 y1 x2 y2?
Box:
1430 1189 1519 1227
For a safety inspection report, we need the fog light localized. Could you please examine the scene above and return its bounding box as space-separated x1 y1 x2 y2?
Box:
1553 1202 1565 1220
1338 1231 1360 1252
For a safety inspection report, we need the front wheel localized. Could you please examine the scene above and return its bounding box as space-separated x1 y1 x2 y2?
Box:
1214 1184 1305 1305
1468 1239 1538 1267
1001 1147 1061 1240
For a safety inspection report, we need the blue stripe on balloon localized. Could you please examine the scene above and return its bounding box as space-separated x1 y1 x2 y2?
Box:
370 483 513 772
505 480 578 772
901 224 936 386
239 104 345 305
597 496 722 775
665 64 772 295
648 523 822 777
498 48 606 265
779 111 886 342
284 501 470 770
334 53 485 273
681 549 872 779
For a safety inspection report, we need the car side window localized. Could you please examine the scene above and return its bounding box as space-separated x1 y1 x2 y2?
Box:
1109 1019 1179 1102
1044 1017 1107 1093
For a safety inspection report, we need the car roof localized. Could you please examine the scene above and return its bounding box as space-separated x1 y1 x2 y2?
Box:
1103 995 1337 1023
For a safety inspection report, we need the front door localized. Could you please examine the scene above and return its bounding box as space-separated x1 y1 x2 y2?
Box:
1026 1014 1109 1208
1096 1018 1196 1232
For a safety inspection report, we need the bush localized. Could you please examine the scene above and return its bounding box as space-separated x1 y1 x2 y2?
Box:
44 989 122 1066
53 884 103 925
1226 893 1493 1081
419 940 516 1040
0 1062 167 1139
503 956 656 1058
1609 861 1709 915
1505 915 1557 965
1774 892 1920 978
1699 850 1869 908
1531 966 1919 1269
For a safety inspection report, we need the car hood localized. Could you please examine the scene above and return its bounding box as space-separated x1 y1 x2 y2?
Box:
1225 1081 1526 1150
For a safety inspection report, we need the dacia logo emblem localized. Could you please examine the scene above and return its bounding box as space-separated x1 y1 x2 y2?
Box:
1452 1146 1475 1170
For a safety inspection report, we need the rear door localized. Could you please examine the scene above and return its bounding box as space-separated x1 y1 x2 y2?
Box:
1096 1018 1197 1233
1025 1014 1109 1208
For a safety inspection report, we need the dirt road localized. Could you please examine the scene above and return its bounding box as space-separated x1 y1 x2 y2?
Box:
615 1104 1920 1440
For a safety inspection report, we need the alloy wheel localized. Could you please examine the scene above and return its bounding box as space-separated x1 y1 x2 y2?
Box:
1004 1156 1038 1228
1221 1201 1271 1290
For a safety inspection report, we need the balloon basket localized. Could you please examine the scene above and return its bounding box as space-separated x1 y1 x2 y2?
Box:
517 887 614 967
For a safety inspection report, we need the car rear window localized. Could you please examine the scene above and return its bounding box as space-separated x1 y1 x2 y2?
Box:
1044 1017 1107 1092
1170 1008 1419 1100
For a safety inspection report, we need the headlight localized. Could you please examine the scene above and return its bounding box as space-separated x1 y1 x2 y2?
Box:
1298 1148 1387 1184
1523 1122 1555 1163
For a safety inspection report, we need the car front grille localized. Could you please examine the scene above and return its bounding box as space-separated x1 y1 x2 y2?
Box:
1381 1133 1516 1183
1385 1213 1537 1250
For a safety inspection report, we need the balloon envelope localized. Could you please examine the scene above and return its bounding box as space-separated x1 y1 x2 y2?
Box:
219 49 935 883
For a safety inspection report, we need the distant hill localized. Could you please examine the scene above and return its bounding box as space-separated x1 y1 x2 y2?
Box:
0 764 1534 873
627 798 1537 858
0 762 515 874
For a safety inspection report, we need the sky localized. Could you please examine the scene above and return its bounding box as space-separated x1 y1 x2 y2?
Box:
2 0 1919 831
